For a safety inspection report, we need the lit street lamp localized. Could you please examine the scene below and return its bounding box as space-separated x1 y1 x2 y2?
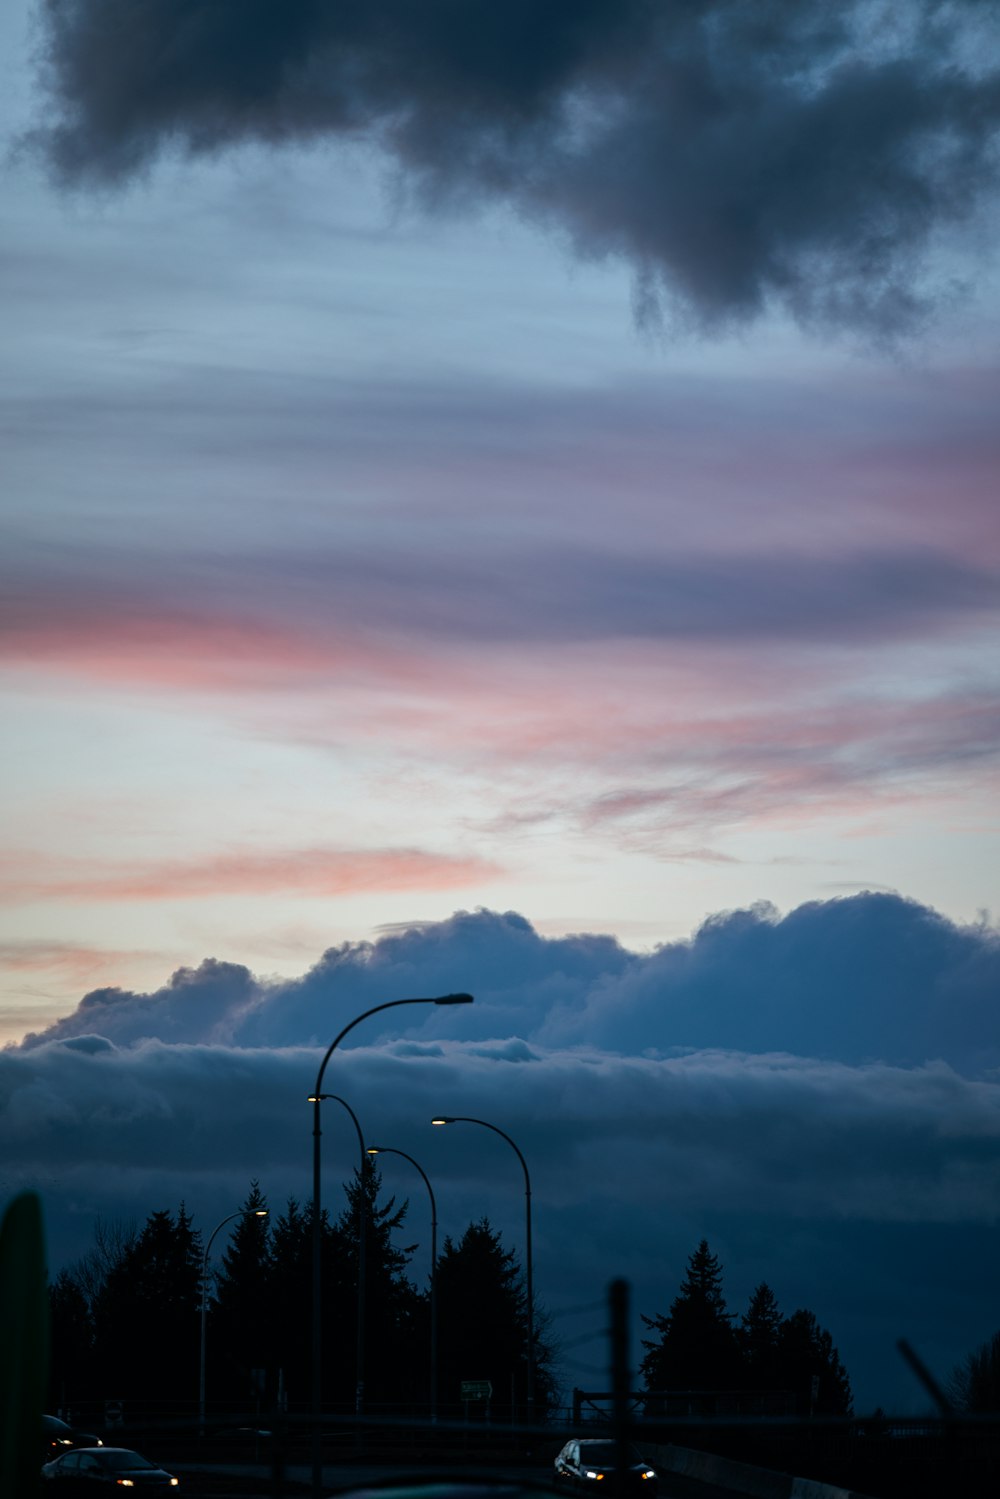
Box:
309 993 473 1498
199 1207 268 1432
432 1115 534 1416
367 1145 439 1421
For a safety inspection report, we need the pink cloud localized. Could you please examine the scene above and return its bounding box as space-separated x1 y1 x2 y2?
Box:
0 599 425 694
0 846 505 904
4 548 997 852
0 940 158 976
468 683 1000 844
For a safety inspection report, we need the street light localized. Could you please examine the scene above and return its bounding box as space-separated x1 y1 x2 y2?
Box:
431 1115 534 1416
308 1095 368 1429
309 993 473 1498
367 1145 439 1422
199 1207 268 1432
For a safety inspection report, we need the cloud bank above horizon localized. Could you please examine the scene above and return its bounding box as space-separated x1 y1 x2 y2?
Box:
13 893 1000 1075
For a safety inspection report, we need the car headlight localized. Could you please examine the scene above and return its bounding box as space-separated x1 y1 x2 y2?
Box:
115 1481 134 1488
642 1472 656 1480
584 1472 602 1480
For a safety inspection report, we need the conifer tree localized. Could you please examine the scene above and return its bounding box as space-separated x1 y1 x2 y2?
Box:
641 1239 742 1392
739 1282 783 1391
92 1205 202 1403
209 1181 271 1403
775 1308 852 1415
264 1197 334 1406
48 1269 94 1410
334 1161 422 1405
436 1218 556 1419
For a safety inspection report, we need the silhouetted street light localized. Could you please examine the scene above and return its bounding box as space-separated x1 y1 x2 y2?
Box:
199 1206 268 1432
432 1115 534 1415
311 1095 368 1430
308 993 473 1498
367 1145 439 1421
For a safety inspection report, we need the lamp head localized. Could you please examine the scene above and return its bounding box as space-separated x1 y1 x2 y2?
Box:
434 993 474 1005
366 1147 381 1156
254 1210 268 1218
431 1117 455 1126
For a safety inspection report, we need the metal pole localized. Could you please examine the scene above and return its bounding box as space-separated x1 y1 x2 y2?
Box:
309 994 473 1499
319 1096 367 1419
311 1093 322 1494
200 1208 268 1436
431 1116 534 1417
610 1278 630 1499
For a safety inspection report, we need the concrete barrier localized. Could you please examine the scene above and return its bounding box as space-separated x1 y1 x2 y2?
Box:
645 1443 877 1499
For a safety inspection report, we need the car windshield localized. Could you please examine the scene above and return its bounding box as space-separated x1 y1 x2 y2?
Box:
43 1416 72 1433
100 1451 158 1471
579 1444 645 1465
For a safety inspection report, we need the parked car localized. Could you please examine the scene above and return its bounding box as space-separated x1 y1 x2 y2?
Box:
554 1439 657 1494
41 1414 103 1461
40 1446 179 1490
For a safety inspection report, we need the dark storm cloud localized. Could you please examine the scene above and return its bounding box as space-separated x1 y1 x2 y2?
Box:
31 0 1000 332
15 895 1000 1076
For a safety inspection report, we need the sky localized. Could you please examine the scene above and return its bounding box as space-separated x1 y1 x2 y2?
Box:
2 0 999 1415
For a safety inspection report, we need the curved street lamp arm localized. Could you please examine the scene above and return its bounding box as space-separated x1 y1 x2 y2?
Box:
440 1116 531 1196
313 993 472 1098
368 1146 437 1225
320 1093 367 1162
203 1209 245 1273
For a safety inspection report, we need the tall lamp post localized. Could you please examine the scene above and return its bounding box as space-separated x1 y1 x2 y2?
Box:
432 1115 534 1417
199 1207 268 1433
367 1145 439 1422
309 1095 368 1426
309 994 473 1498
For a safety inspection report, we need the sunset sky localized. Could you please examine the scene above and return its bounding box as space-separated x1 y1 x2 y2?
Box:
2 0 999 1414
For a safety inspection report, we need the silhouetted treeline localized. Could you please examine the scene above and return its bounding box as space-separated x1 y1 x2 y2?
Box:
49 1196 853 1422
641 1240 853 1416
47 1168 556 1419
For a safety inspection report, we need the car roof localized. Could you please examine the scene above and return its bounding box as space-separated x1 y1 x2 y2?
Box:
82 1447 146 1456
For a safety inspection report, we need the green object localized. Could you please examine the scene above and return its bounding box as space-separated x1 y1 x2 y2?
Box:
0 1192 49 1499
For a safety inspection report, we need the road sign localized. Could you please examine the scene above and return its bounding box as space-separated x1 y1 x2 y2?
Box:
460 1380 492 1401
